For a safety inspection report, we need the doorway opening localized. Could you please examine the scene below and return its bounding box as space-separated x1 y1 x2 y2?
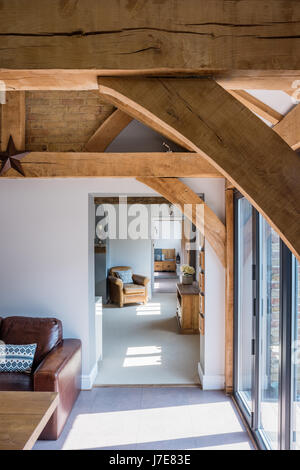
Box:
93 196 202 386
152 215 181 294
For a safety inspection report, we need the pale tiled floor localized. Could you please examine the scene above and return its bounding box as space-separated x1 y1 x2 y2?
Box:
34 387 254 450
154 272 179 293
94 294 200 385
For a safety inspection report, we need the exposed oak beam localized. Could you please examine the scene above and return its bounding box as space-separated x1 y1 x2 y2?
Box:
98 77 300 261
85 109 133 152
94 196 170 205
0 91 25 151
274 104 300 150
228 90 283 125
137 177 226 267
0 1 300 72
0 70 300 92
215 72 300 95
0 152 222 178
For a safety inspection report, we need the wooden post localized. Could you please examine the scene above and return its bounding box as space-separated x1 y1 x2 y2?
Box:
85 109 133 152
0 91 25 151
225 184 234 394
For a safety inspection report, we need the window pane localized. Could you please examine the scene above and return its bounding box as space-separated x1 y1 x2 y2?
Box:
291 259 300 449
258 218 280 449
236 198 254 413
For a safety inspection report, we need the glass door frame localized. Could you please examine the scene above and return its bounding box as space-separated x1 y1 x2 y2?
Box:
233 191 257 428
233 191 294 450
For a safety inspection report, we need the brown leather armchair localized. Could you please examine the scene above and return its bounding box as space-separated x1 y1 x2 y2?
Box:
0 316 81 440
108 266 150 307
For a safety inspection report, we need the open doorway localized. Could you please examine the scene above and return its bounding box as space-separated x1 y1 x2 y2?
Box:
152 214 182 294
93 196 201 386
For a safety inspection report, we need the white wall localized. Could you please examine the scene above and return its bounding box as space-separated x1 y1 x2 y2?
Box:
181 178 226 390
106 119 183 153
153 220 182 256
96 202 153 298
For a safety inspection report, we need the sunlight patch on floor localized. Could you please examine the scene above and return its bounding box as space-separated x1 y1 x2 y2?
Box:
123 356 162 367
62 401 245 450
123 346 162 367
136 303 161 316
126 346 162 356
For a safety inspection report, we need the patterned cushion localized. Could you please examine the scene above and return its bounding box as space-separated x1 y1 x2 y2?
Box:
154 249 162 261
0 343 37 373
115 270 133 284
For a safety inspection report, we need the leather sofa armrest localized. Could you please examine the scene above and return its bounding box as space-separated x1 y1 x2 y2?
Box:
132 274 150 286
34 339 82 440
108 275 123 287
34 339 81 382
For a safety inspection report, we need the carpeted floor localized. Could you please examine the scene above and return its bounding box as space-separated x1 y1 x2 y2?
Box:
94 293 200 385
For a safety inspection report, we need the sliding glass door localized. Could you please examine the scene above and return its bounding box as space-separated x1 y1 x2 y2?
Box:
235 196 254 419
234 193 300 450
257 218 280 449
291 258 300 449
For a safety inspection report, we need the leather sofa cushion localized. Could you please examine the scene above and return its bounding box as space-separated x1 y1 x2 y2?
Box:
0 317 63 370
0 372 33 391
123 284 146 295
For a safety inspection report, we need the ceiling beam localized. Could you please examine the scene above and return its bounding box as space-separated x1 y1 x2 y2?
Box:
228 90 283 125
0 152 223 178
215 72 300 95
0 1 300 72
0 70 300 92
0 91 25 151
274 104 300 150
137 177 226 267
94 196 170 205
98 77 300 261
85 109 133 152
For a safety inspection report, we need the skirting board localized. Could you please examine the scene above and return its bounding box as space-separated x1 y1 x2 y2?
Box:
198 363 225 390
81 362 98 390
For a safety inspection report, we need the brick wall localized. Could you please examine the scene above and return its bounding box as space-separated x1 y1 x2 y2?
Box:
25 91 114 152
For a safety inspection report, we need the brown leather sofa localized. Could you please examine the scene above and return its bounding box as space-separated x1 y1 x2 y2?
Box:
108 266 150 307
0 316 81 440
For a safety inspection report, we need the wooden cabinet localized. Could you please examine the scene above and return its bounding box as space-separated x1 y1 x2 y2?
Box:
154 260 176 272
176 283 200 334
198 248 205 335
154 248 176 272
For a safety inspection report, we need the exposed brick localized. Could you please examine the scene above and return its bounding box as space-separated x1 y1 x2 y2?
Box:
25 91 114 152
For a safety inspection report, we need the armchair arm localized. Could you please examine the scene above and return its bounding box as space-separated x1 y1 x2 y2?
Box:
109 275 124 306
34 339 81 440
108 275 123 287
132 274 150 286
